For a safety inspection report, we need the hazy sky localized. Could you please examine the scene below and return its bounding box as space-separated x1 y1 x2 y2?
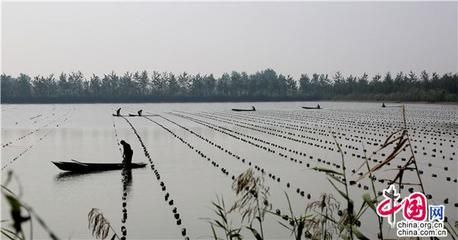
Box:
2 1 457 78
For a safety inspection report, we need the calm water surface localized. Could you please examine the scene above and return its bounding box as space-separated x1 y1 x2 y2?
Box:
1 102 457 239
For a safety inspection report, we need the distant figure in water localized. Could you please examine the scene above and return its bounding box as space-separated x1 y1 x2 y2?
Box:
120 140 133 166
382 103 386 108
252 106 256 111
317 104 321 109
137 109 143 116
116 108 121 116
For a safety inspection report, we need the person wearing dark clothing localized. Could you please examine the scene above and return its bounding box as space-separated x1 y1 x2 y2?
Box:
252 106 256 111
116 108 121 116
137 110 143 116
120 140 133 166
317 104 321 109
382 103 386 108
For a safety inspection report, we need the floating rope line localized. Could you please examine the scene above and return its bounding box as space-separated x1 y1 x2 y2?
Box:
122 116 189 240
173 112 328 168
153 115 315 201
141 115 298 230
2 111 63 148
111 114 129 240
191 112 457 185
2 109 73 170
223 110 456 163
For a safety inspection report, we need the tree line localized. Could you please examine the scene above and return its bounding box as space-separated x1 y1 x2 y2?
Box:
1 69 457 103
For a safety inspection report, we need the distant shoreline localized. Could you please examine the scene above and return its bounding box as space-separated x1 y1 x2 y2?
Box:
2 97 457 105
2 70 457 104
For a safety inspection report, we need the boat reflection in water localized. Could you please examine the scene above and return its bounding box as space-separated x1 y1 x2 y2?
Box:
55 170 106 182
122 168 133 193
55 165 134 191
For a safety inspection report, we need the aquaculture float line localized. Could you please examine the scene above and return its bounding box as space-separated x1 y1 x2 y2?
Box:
222 111 385 148
195 112 457 185
184 111 457 200
226 110 388 145
156 114 315 201
173 112 379 193
121 116 189 240
9 107 54 129
2 110 67 148
1 110 73 170
228 110 456 163
112 113 124 156
29 114 43 120
194 112 366 166
210 111 456 181
176 112 336 169
1 145 34 170
141 116 297 224
111 115 129 240
247 110 456 149
197 112 340 153
142 116 238 183
205 111 397 158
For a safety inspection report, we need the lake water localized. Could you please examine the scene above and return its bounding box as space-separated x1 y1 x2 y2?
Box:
1 102 457 239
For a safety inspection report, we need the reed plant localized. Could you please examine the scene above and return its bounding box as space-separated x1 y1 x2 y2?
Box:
1 171 60 240
88 208 120 240
208 168 358 240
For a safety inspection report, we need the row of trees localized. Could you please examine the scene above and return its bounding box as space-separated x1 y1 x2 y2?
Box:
1 69 457 103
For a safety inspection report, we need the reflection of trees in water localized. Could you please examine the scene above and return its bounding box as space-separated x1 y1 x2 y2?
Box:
120 168 132 240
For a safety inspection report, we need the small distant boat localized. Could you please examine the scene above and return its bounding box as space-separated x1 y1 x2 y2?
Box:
112 114 158 117
302 104 321 110
381 103 402 108
232 106 256 112
52 160 147 172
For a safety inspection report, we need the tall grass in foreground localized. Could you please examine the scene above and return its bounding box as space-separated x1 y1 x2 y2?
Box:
0 171 120 240
208 166 368 240
1 171 60 240
88 208 120 240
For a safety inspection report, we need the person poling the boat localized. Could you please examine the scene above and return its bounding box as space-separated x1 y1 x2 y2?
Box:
137 109 143 116
120 140 133 166
116 108 121 116
317 104 320 109
252 106 256 111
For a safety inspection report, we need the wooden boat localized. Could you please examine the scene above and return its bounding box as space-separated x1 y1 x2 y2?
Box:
232 106 256 112
112 114 158 117
302 106 321 110
52 160 147 172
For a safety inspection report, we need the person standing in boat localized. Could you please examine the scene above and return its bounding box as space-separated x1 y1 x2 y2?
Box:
120 140 133 166
137 109 143 116
116 108 121 116
317 104 321 109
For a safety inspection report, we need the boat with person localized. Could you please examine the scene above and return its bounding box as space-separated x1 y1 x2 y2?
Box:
232 106 256 112
52 159 147 172
112 114 158 117
302 104 321 110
